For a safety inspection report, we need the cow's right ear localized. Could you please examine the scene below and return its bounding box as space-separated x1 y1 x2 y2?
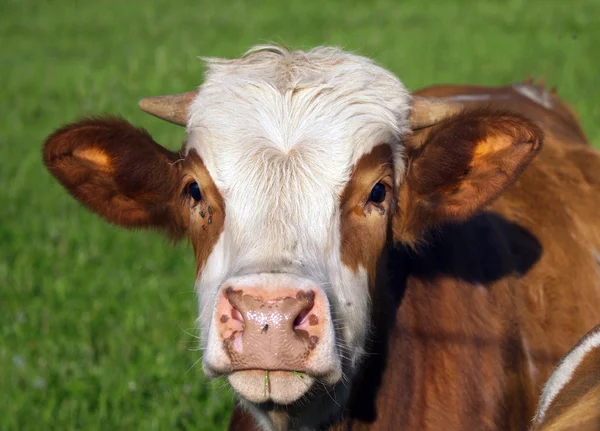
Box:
43 117 188 238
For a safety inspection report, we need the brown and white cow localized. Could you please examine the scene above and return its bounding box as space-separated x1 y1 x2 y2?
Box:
43 46 600 430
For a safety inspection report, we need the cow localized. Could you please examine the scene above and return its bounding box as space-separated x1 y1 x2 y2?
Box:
531 324 600 431
42 45 600 430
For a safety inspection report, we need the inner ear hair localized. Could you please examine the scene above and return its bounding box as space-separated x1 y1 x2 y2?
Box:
395 108 543 245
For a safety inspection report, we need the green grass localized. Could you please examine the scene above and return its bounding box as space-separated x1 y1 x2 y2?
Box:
1 0 599 429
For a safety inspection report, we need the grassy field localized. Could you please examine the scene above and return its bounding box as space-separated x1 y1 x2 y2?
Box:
1 0 599 429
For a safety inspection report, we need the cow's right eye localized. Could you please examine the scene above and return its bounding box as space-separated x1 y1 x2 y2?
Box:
187 182 202 201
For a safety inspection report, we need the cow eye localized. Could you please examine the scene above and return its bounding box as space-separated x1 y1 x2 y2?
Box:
187 182 202 201
368 183 386 204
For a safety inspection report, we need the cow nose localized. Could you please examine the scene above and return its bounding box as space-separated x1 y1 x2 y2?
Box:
215 285 324 372
226 287 315 332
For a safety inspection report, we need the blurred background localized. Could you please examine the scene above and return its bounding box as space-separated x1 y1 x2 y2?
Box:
1 0 599 429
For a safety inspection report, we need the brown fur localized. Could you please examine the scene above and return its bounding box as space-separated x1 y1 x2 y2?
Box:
414 82 589 145
340 144 394 288
541 386 600 431
396 109 542 245
43 121 226 272
226 83 600 430
183 150 226 272
42 117 188 238
229 407 260 431
532 325 600 431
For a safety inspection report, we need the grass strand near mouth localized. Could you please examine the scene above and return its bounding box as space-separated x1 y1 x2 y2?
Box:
292 371 311 388
264 370 269 398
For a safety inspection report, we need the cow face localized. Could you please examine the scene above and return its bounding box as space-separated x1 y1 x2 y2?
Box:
43 46 542 417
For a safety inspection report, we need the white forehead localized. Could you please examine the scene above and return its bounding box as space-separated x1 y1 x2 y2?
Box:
186 45 410 169
184 45 411 268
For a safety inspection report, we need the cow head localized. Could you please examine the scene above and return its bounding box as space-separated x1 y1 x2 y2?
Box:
43 46 541 426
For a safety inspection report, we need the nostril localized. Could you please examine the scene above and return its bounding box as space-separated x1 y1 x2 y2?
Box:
292 290 316 329
231 307 244 323
224 287 245 325
294 309 307 328
293 306 313 329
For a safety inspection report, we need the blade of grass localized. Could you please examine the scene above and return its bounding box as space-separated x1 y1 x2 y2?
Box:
264 370 269 397
292 371 309 387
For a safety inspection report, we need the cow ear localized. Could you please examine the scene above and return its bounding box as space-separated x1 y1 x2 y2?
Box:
394 109 542 244
43 117 188 238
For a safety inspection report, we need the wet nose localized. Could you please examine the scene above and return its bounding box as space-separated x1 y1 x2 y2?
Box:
215 285 325 371
227 287 316 332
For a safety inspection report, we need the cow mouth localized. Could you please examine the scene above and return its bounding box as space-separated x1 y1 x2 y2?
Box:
227 369 316 404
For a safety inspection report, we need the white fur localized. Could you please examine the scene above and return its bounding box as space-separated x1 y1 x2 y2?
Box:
534 325 600 423
438 94 501 102
521 335 538 382
183 45 411 429
512 84 553 109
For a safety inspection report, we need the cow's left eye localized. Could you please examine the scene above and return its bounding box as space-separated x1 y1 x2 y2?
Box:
368 183 386 204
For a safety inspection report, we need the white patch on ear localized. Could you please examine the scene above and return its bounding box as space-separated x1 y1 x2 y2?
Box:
534 325 600 422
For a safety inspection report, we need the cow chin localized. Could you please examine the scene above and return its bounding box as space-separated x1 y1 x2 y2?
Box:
228 370 316 404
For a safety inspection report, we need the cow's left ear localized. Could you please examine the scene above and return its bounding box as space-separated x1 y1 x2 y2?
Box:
394 109 543 244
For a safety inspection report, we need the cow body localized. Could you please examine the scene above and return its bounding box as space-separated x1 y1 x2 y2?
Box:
343 83 600 430
228 82 600 430
42 46 600 431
